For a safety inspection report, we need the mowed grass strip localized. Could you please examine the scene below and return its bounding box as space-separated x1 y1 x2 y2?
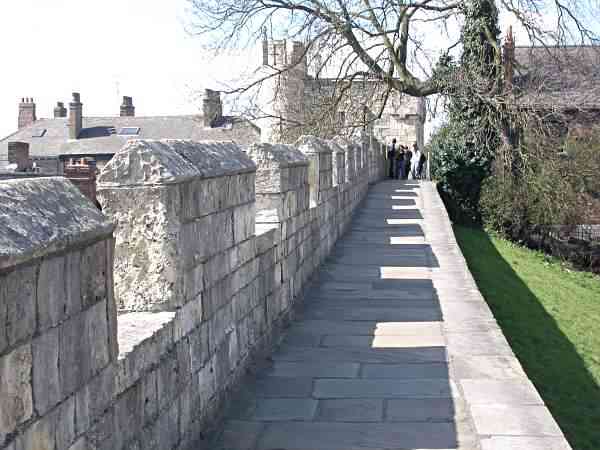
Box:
454 226 600 450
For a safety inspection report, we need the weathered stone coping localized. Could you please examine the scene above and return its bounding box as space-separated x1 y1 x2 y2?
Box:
295 135 333 154
97 139 256 188
0 177 114 270
247 143 309 168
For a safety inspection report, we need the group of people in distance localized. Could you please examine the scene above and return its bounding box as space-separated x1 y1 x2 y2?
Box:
387 139 426 180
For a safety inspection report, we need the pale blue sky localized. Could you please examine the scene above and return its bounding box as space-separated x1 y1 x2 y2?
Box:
0 0 259 138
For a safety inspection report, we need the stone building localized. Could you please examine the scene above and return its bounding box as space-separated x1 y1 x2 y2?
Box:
504 28 600 135
255 37 426 148
0 90 261 175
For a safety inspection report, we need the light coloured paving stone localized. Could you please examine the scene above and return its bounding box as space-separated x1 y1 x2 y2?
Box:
321 334 445 349
386 398 464 422
253 376 314 398
460 379 544 405
257 421 458 450
441 302 495 322
480 436 572 450
252 398 318 421
303 305 442 322
361 363 449 379
445 331 513 356
291 320 442 337
269 362 360 378
379 267 432 279
389 236 427 244
470 404 563 436
451 355 527 379
273 346 447 364
313 378 456 399
316 399 383 422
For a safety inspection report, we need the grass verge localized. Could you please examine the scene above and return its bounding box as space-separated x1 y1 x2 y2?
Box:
454 225 600 450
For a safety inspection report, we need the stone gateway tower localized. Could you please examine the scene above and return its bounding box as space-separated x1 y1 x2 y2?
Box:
255 35 425 148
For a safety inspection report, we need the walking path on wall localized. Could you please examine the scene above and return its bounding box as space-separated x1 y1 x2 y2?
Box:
213 180 571 450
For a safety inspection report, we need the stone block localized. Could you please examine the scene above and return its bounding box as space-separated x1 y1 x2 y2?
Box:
14 413 54 450
233 203 256 245
141 369 159 425
470 404 563 436
114 383 144 444
37 255 67 330
197 358 217 406
0 344 33 445
32 327 60 415
80 240 108 309
176 336 193 385
53 395 76 450
174 297 202 340
75 364 116 434
247 143 308 194
157 351 179 412
189 322 210 373
1 265 36 351
59 314 87 396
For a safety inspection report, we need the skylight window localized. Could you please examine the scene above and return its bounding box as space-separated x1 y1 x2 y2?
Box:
31 129 46 138
118 127 140 136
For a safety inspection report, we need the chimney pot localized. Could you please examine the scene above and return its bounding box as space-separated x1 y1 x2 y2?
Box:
18 97 37 129
202 89 223 127
8 142 32 171
120 95 135 116
69 92 83 139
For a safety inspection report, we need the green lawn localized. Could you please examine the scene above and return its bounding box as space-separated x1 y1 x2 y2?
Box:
454 226 600 450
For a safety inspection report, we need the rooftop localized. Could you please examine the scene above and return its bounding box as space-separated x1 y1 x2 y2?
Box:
0 114 260 161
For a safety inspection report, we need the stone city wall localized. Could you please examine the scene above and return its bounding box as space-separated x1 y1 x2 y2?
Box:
0 177 116 450
0 135 385 450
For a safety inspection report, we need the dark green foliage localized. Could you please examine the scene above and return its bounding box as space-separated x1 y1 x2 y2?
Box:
430 0 502 224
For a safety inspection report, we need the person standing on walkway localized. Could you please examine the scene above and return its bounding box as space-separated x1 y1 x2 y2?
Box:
418 150 427 179
396 145 406 179
411 142 421 179
405 147 413 179
387 138 397 178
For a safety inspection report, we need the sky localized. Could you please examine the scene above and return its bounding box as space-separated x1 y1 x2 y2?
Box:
1 1 593 140
0 0 258 138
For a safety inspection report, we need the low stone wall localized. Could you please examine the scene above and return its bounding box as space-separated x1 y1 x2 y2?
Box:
0 177 116 450
0 135 385 450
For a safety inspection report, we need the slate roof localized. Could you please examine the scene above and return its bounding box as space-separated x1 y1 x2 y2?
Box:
0 115 260 161
513 45 600 110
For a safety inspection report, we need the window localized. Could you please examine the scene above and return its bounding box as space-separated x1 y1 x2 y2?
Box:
31 129 46 137
117 127 140 135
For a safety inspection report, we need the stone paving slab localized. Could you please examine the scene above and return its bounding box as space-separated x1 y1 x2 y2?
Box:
212 180 572 450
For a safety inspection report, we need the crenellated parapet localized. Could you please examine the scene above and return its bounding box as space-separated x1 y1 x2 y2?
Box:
0 135 386 450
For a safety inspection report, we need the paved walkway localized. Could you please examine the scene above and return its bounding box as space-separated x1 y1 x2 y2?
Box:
214 180 570 450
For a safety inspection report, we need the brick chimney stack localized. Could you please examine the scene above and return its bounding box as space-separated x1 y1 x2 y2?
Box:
202 89 223 127
69 92 83 139
54 101 67 118
18 98 37 129
64 158 98 206
120 96 135 117
503 26 515 91
7 142 33 172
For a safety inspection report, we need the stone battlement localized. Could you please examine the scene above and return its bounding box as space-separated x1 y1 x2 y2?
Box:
0 135 386 450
